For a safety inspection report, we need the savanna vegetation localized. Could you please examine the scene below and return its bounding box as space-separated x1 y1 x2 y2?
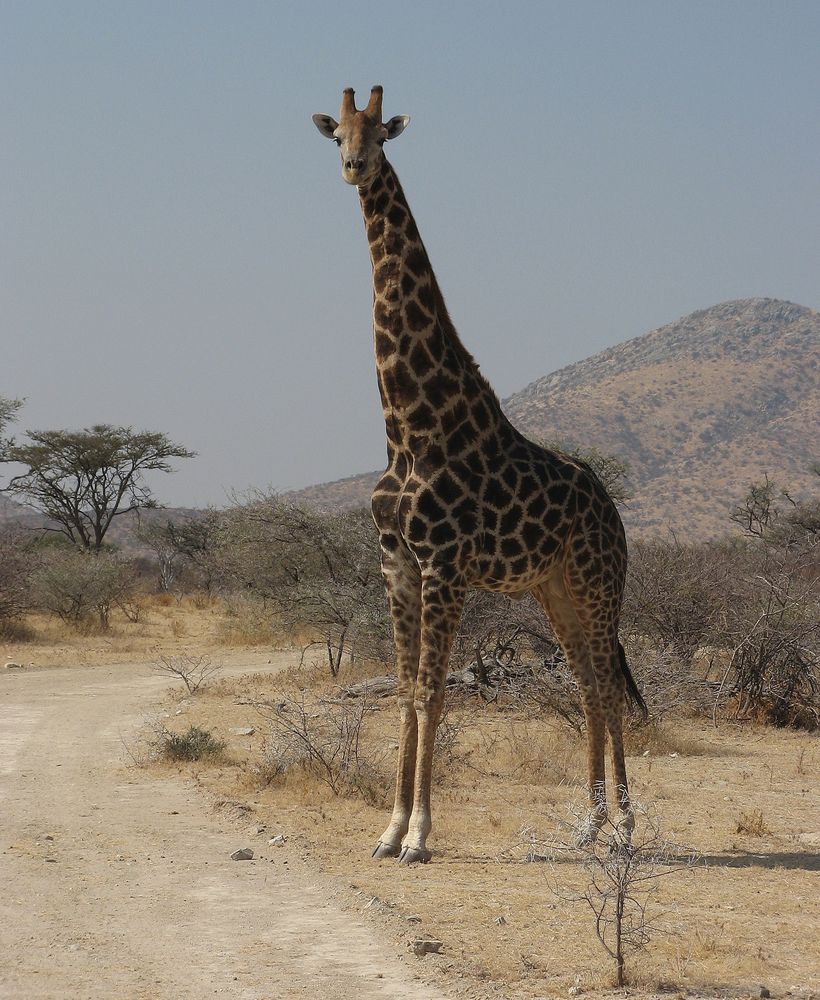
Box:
2 394 818 993
2 392 817 729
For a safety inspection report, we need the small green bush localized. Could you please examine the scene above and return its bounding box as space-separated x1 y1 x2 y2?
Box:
160 725 225 761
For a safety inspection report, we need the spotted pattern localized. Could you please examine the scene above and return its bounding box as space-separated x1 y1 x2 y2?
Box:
319 94 644 861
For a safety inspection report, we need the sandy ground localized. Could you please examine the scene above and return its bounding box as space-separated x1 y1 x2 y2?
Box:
2 602 818 1000
180 668 820 1000
0 656 451 1000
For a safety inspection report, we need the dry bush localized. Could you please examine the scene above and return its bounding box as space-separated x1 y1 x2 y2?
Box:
31 548 138 631
709 543 819 728
622 720 707 758
465 717 584 787
217 496 391 674
0 529 38 636
218 595 280 646
152 653 223 694
624 538 734 659
537 802 700 988
433 701 470 768
734 808 769 837
623 641 712 722
150 722 226 762
252 691 390 803
624 533 819 730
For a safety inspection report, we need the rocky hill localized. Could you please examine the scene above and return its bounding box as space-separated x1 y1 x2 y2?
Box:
287 298 819 538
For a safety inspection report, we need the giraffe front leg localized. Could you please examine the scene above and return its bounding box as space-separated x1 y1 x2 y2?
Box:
372 539 421 860
373 691 417 858
398 571 466 865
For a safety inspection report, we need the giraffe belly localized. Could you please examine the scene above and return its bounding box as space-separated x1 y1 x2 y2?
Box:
471 556 560 596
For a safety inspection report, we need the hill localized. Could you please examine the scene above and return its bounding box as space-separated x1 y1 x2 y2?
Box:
286 298 819 538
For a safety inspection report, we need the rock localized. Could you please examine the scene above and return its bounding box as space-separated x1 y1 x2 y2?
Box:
759 988 771 999
268 834 286 846
230 727 255 736
409 938 444 957
495 915 507 926
4 662 24 670
798 832 820 848
230 848 254 861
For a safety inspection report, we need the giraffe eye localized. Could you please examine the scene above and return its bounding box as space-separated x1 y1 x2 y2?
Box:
334 137 342 146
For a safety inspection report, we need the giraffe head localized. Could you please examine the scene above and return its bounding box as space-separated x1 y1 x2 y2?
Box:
313 85 410 187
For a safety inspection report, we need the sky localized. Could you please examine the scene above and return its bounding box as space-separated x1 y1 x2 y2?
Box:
2 1 819 508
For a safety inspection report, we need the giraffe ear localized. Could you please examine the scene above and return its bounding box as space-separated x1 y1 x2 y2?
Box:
312 114 339 139
385 115 410 140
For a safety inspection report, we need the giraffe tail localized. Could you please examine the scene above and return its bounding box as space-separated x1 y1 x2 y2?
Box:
618 641 649 719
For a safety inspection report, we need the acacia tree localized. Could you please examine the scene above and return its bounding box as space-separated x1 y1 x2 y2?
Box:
5 425 195 551
0 396 22 459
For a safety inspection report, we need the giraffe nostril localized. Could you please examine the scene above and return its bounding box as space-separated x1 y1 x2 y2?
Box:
346 158 365 172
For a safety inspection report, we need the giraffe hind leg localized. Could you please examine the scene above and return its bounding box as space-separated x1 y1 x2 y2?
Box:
604 686 635 851
533 579 608 846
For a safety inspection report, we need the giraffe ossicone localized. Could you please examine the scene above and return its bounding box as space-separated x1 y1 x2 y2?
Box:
313 86 647 864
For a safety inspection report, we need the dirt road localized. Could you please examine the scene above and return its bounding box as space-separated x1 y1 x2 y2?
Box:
0 660 448 999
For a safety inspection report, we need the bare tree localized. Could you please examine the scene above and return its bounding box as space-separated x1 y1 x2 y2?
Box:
730 474 779 538
165 510 224 593
138 521 182 593
539 803 699 987
5 425 195 551
152 653 223 694
623 537 733 659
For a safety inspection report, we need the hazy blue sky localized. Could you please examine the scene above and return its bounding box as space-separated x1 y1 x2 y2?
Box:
3 1 819 507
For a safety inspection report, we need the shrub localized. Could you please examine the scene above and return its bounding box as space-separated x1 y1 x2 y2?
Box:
712 542 819 728
152 653 223 694
0 529 38 634
31 548 138 631
254 691 389 801
623 538 735 659
157 725 225 761
217 496 391 673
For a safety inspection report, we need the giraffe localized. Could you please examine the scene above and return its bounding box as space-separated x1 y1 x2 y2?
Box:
313 86 647 864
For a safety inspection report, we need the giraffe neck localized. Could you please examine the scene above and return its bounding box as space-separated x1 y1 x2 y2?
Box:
358 156 506 450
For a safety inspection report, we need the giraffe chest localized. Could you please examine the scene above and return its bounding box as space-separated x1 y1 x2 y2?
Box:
373 443 572 590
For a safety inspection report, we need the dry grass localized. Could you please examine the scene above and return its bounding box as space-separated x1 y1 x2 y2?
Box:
150 651 820 999
734 808 770 837
0 592 294 668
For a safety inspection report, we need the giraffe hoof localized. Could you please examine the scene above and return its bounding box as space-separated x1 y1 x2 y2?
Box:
372 841 401 860
397 846 431 865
